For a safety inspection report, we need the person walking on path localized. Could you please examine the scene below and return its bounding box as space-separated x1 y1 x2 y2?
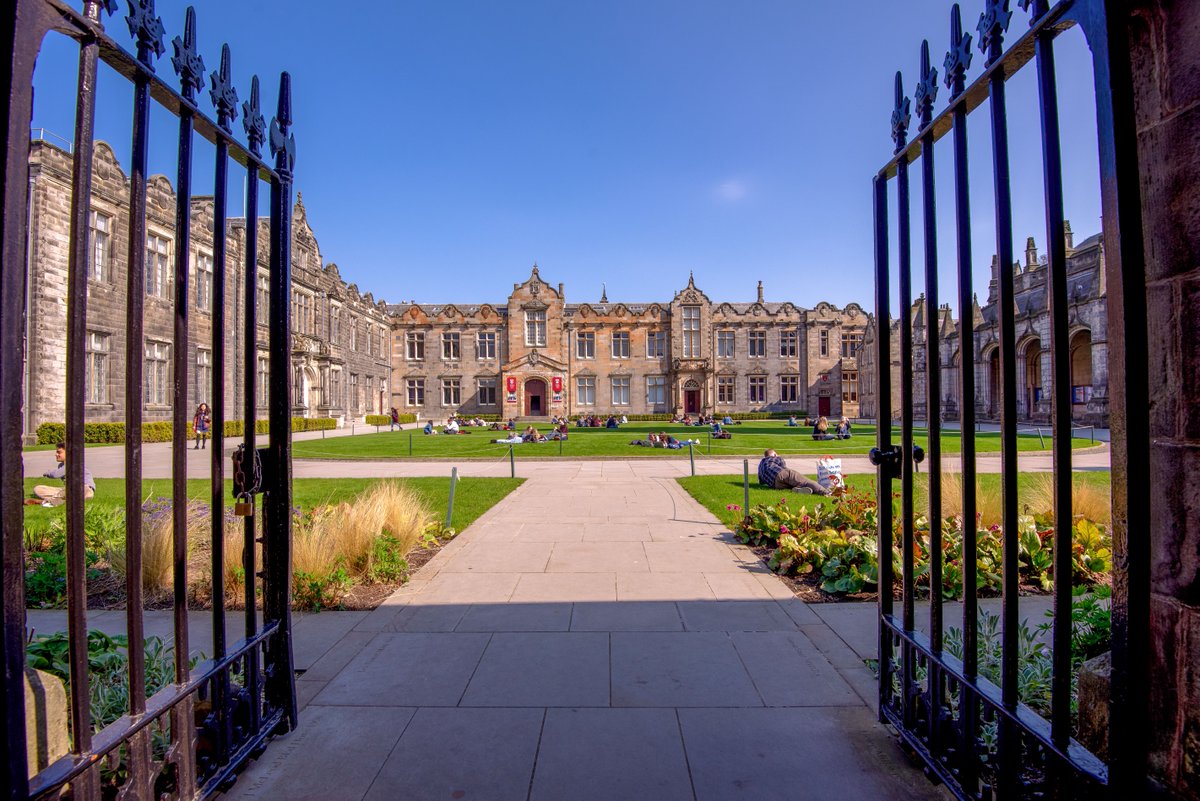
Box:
757 448 829 495
193 403 212 450
30 442 96 506
390 407 401 431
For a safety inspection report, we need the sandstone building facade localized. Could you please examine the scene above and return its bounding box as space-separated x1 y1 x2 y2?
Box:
388 270 869 421
858 223 1110 426
23 138 393 440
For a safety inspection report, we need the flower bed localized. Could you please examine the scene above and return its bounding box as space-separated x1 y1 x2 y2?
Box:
731 484 1112 598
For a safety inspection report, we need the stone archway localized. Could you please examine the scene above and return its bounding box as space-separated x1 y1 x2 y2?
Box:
524 378 547 416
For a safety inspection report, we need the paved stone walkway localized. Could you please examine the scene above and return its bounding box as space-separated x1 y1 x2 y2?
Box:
223 463 948 801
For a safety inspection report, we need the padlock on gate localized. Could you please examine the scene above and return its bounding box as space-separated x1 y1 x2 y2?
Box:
234 493 255 517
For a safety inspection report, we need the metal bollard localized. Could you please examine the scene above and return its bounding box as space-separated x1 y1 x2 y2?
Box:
708 433 711 454
447 466 458 527
688 442 695 477
1037 428 1045 448
509 444 515 478
559 436 563 457
743 459 750 514
409 432 413 456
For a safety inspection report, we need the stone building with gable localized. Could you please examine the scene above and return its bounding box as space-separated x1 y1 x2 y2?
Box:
858 223 1109 426
388 268 870 421
22 136 392 440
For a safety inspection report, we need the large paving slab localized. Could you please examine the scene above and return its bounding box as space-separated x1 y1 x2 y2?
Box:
224 462 949 800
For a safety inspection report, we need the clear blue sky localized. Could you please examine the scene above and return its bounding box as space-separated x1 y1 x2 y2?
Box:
31 0 1103 312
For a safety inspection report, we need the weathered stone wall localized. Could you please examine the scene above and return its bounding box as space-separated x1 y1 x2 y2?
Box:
24 139 392 438
1129 2 1200 797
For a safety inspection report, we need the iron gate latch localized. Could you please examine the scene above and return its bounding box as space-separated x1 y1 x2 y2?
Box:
869 445 902 481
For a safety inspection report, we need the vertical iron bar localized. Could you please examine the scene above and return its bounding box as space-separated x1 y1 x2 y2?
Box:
64 6 102 797
743 459 750 517
0 1 41 792
894 70 917 731
1032 16 1073 754
209 42 235 770
1080 0 1150 794
873 173 894 723
982 10 1021 797
242 74 264 738
169 10 201 796
447 467 457 527
946 4 978 792
265 71 297 730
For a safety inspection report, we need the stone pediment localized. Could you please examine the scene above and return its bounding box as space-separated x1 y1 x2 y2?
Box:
501 348 568 373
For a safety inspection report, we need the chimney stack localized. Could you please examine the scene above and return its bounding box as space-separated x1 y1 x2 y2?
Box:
1026 236 1038 269
756 280 764 304
1064 219 1074 250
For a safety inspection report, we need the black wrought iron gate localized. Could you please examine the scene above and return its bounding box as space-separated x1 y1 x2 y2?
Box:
2 1 297 798
869 1 1148 799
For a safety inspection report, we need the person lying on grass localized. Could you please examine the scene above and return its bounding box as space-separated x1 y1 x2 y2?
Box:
757 448 829 495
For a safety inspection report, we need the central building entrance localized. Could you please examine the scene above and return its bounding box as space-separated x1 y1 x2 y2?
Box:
525 378 546 415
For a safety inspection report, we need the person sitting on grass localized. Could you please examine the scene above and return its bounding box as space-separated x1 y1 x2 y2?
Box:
835 417 852 440
522 425 546 443
812 416 835 441
757 448 829 496
29 442 96 507
605 415 619 429
722 415 734 426
629 432 659 447
786 415 799 427
445 418 460 434
619 414 628 425
423 421 436 435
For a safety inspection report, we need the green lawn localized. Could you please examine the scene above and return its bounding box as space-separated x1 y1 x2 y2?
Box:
677 470 1113 528
22 476 523 534
291 422 1098 461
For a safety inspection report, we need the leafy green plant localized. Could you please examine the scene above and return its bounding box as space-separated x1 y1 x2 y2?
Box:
292 567 352 611
366 533 409 583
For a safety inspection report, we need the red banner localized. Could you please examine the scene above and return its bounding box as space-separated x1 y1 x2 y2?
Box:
506 376 517 393
552 376 563 393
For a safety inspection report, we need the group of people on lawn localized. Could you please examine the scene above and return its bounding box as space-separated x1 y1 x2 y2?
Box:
786 415 852 440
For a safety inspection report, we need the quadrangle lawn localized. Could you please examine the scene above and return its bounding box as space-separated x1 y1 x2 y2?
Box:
290 421 1099 461
22 476 524 535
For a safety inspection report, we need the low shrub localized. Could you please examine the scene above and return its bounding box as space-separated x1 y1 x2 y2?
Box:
736 485 1112 598
37 417 337 444
727 411 807 420
365 414 391 426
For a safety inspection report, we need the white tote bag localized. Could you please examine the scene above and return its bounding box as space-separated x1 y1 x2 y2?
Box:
816 457 843 490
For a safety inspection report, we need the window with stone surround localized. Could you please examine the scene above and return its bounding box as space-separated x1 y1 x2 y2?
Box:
256 274 269 325
780 375 798 404
717 330 735 358
577 331 595 359
256 354 269 407
145 340 171 406
351 321 359 351
682 306 701 357
406 378 424 407
85 331 109 404
841 330 863 358
196 348 212 405
477 331 496 360
842 370 859 403
406 331 424 360
380 328 388 358
330 369 342 408
442 332 460 360
717 376 735 404
647 330 666 358
525 309 546 346
145 235 172 300
612 331 630 359
610 376 630 406
647 375 666 406
780 330 798 358
576 376 595 406
441 378 461 406
478 377 497 406
819 329 829 357
748 375 766 404
330 305 341 342
195 252 213 312
748 330 766 358
89 210 112 282
350 373 360 413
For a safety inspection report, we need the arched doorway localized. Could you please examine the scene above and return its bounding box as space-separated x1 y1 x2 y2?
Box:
524 378 547 416
987 348 1000 419
683 379 701 414
1023 338 1043 419
1070 329 1093 415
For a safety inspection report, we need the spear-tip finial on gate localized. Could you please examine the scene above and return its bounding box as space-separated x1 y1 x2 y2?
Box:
1016 0 1049 23
126 0 165 67
977 0 1013 63
243 75 266 157
943 4 973 95
171 7 205 100
890 71 911 154
93 0 119 17
914 40 939 126
210 44 239 132
270 72 296 175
